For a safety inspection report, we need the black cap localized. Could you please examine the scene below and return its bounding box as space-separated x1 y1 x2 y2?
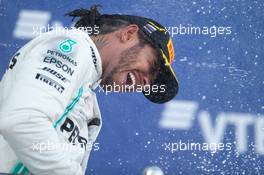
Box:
101 14 179 103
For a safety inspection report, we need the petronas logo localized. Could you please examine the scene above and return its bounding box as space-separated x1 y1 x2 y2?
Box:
58 39 77 54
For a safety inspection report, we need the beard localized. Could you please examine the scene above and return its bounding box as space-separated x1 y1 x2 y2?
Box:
100 44 142 89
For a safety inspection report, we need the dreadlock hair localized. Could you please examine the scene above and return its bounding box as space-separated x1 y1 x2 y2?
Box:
66 5 150 47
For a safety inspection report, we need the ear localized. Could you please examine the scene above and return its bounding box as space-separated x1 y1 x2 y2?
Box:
120 24 139 43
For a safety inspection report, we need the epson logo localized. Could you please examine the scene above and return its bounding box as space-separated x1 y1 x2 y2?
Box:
35 73 64 93
43 56 74 76
160 100 264 155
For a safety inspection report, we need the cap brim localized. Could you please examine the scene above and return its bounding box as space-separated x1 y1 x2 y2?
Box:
143 63 179 104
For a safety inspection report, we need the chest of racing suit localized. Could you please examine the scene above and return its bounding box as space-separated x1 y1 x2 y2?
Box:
0 29 102 175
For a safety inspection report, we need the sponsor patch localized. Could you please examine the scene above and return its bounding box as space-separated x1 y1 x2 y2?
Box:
90 46 98 72
41 67 70 83
43 56 74 76
35 73 65 93
146 23 157 32
60 117 88 149
58 39 77 54
167 38 174 63
47 50 77 66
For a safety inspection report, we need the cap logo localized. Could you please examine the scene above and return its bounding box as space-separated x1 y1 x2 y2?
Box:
160 49 177 79
143 24 156 34
167 38 174 63
148 21 166 33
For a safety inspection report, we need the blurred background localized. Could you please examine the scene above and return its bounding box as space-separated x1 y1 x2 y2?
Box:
0 0 263 174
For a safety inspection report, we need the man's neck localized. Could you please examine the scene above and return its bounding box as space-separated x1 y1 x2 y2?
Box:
91 35 108 51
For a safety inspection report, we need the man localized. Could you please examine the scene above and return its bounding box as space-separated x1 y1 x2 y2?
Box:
0 5 178 175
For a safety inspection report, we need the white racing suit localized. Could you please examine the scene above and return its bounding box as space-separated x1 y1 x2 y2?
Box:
0 29 102 175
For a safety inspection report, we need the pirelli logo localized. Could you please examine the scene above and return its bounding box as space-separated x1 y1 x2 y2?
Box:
35 73 64 93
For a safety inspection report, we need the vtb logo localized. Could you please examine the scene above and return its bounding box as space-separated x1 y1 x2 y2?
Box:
159 100 264 155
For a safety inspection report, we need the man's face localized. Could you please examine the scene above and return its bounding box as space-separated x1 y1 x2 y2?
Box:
101 43 158 91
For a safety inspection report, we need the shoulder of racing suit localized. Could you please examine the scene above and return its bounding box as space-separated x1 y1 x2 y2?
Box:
0 28 103 175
